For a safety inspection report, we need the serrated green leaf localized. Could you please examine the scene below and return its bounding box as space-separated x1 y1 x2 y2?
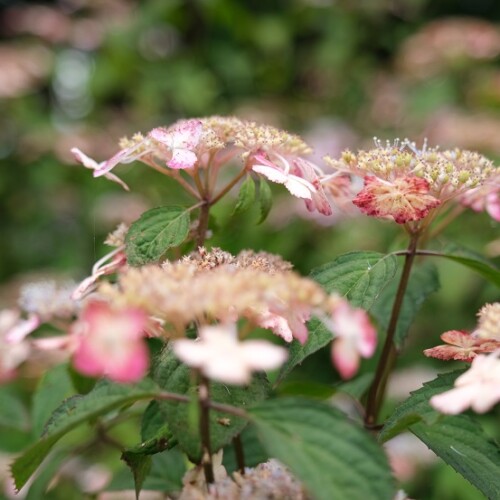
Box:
380 370 464 442
371 262 440 348
233 175 256 215
11 379 160 491
122 401 176 499
257 179 273 224
125 206 190 266
310 251 398 307
277 252 397 382
249 398 395 500
32 364 73 438
381 371 500 498
433 243 500 287
108 448 186 494
152 346 267 461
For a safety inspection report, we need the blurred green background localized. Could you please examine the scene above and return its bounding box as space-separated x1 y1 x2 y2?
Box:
0 1 499 498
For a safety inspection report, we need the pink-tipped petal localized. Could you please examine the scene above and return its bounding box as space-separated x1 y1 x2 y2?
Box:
332 337 359 379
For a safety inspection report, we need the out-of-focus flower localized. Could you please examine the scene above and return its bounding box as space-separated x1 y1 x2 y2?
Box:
72 246 127 300
71 148 129 191
385 433 437 482
328 299 377 379
100 247 377 379
396 18 500 80
19 280 78 321
173 323 287 384
424 330 500 362
72 301 149 383
459 176 500 221
0 309 37 382
0 44 52 98
475 302 500 340
325 139 497 227
430 351 500 414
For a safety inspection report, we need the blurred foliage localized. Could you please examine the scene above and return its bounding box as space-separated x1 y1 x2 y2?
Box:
0 0 499 498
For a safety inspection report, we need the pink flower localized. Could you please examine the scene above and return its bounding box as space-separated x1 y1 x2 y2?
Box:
353 175 441 224
423 330 500 362
253 305 310 344
71 147 130 191
0 309 38 382
329 300 377 379
93 140 147 178
149 119 203 169
459 179 500 221
251 152 317 199
173 323 288 384
430 351 500 414
72 246 127 300
72 301 149 383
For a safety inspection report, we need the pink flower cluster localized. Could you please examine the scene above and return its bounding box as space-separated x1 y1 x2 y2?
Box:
427 302 500 414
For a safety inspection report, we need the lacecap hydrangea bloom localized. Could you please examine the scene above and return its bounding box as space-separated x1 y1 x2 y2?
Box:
325 139 498 226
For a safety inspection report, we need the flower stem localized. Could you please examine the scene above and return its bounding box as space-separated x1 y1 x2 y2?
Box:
195 201 210 248
199 374 214 484
364 232 420 428
211 167 248 205
233 434 246 474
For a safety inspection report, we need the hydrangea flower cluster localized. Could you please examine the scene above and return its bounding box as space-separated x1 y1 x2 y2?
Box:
427 302 500 414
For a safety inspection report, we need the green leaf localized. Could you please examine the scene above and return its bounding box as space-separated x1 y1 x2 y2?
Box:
371 262 440 348
257 178 273 224
249 398 395 500
223 424 269 473
310 251 398 307
11 379 160 491
0 387 29 430
429 242 500 287
380 370 464 442
122 403 175 500
108 448 186 494
233 175 256 215
277 252 397 382
152 346 267 461
125 206 190 266
381 371 500 499
32 364 73 437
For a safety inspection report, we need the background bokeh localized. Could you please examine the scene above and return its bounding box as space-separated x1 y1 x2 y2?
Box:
0 1 499 498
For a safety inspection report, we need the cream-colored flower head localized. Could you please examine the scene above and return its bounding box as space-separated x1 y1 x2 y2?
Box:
326 139 497 202
98 248 326 339
476 302 500 340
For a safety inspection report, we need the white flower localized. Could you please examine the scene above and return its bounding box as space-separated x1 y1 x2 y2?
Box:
430 351 500 414
173 323 288 384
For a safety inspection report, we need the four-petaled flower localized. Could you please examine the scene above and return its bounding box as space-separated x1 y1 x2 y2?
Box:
173 323 288 384
149 119 203 169
424 330 500 362
430 351 500 414
72 301 149 383
353 175 441 224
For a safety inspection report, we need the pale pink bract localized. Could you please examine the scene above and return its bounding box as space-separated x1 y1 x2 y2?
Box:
330 300 377 379
430 351 500 414
72 301 149 383
173 323 288 385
